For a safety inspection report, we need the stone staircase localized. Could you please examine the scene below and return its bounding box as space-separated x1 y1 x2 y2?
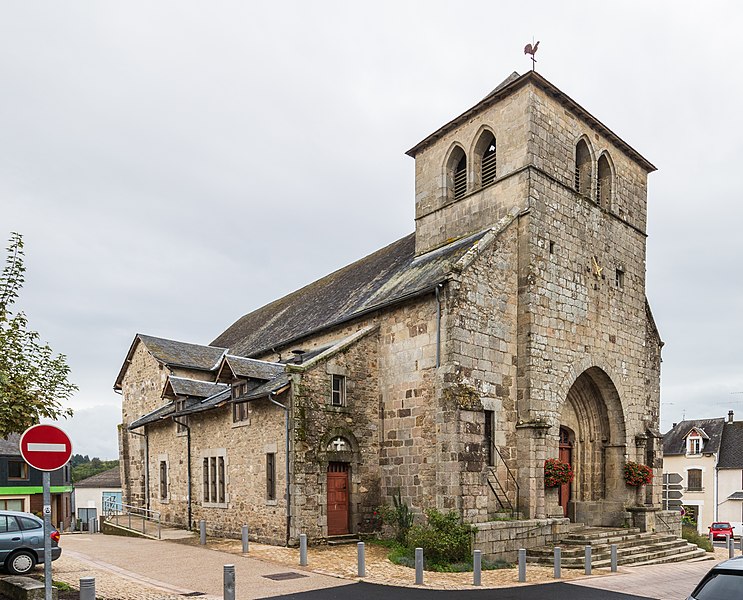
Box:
527 526 711 568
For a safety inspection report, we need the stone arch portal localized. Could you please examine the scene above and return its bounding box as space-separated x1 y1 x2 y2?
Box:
558 367 628 526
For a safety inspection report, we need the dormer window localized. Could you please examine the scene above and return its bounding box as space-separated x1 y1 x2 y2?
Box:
232 381 247 400
687 435 703 455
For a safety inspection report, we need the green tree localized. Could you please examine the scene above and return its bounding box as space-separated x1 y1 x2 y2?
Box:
0 232 75 435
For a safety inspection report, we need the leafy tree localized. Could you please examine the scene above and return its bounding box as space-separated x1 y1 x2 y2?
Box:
72 458 119 482
0 232 75 436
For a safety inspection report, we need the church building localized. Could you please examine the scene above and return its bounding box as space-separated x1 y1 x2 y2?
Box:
116 70 664 552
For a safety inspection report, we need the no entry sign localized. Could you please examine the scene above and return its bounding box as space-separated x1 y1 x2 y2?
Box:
19 424 72 471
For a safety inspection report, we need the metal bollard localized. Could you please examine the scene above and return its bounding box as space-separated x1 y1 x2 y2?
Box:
554 547 561 579
79 577 95 600
415 547 424 584
709 531 714 545
473 549 481 586
223 564 235 600
518 548 526 582
611 544 618 572
299 534 308 566
728 535 734 559
200 520 206 545
242 525 249 553
584 545 592 576
358 542 366 578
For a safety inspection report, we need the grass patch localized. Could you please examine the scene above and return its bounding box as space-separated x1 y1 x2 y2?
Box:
682 524 713 552
377 539 513 572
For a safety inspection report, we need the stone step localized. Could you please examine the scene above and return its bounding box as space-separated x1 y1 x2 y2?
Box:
563 527 641 541
528 533 677 557
629 547 713 567
531 542 707 568
326 534 361 546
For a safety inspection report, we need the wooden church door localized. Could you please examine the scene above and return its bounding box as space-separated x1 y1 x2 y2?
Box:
558 427 573 518
327 463 349 535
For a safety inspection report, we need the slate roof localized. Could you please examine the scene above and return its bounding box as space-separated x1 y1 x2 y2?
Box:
164 377 228 399
239 374 291 402
221 356 284 380
405 71 656 173
212 229 490 358
114 334 227 390
718 421 743 468
0 434 21 456
129 403 174 430
662 418 725 456
75 466 121 489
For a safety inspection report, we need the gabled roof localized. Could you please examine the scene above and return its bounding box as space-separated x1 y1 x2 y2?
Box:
212 229 490 358
0 434 21 456
74 466 121 489
686 426 710 440
128 402 175 430
662 418 725 456
114 334 227 390
163 376 228 399
718 422 743 469
216 355 284 382
405 71 656 173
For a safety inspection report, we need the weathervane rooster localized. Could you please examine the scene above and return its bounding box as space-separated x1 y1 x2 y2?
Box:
524 40 540 70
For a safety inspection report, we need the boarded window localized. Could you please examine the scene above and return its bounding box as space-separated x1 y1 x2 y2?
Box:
687 469 702 491
202 453 227 504
474 130 497 189
159 461 168 500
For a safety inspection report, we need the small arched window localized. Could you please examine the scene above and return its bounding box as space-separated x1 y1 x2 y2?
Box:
596 154 612 208
445 146 467 201
574 139 592 196
473 130 497 189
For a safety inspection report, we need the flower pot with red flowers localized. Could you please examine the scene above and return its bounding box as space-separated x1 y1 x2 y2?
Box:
544 458 574 488
623 461 653 487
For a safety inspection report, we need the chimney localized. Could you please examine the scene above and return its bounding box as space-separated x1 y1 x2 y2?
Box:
672 422 677 428
728 410 734 424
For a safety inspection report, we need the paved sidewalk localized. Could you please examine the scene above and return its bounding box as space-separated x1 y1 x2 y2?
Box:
59 534 351 599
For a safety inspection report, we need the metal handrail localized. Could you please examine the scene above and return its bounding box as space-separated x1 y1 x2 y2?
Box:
493 445 520 516
103 498 161 539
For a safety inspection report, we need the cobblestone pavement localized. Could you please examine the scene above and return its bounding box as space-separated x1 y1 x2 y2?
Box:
45 534 725 599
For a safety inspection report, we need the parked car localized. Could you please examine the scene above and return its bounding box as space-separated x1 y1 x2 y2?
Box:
0 510 61 575
708 521 735 540
687 555 743 598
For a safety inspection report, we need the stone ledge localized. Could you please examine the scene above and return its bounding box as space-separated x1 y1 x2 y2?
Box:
0 577 58 600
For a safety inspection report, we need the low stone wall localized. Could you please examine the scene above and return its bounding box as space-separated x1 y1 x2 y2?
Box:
0 577 57 600
656 510 682 537
473 518 571 562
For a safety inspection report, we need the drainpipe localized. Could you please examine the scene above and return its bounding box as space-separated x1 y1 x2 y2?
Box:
268 391 291 545
173 416 192 529
129 427 150 512
435 283 443 368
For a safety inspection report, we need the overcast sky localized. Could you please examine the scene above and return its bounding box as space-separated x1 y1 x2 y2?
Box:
2 1 742 459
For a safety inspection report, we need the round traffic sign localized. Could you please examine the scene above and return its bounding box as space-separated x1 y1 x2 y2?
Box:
19 424 72 471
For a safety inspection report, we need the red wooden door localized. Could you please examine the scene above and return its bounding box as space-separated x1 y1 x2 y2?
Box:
558 428 572 518
327 463 349 536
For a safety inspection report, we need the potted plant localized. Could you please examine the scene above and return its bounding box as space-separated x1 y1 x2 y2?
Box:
544 458 574 488
624 461 653 487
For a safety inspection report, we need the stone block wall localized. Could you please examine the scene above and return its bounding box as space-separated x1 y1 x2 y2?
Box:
474 518 571 562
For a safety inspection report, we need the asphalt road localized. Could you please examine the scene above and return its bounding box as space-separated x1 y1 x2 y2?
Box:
263 581 654 600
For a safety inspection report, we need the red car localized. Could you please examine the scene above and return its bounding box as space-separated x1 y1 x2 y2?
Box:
709 522 735 540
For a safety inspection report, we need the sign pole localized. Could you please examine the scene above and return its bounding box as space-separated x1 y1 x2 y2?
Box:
43 470 52 600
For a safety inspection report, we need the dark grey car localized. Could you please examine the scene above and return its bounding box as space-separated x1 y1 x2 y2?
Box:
0 510 61 575
687 555 743 599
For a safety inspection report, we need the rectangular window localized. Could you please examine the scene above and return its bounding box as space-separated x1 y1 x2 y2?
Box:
688 438 702 455
233 401 249 423
202 452 227 505
484 410 494 467
615 268 625 289
266 453 276 501
331 375 346 406
687 469 703 491
175 398 188 433
159 461 168 500
8 460 28 480
0 499 24 511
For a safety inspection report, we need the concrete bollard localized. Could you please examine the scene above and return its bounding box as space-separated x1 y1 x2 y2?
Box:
584 545 592 576
554 547 561 579
200 520 206 545
728 535 734 559
611 544 618 572
299 534 308 566
518 548 526 583
79 577 95 600
709 531 714 545
223 564 235 600
242 525 249 553
473 549 481 586
357 542 365 578
415 548 424 585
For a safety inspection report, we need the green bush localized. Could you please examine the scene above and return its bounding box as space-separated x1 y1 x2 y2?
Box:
406 509 476 566
682 524 713 552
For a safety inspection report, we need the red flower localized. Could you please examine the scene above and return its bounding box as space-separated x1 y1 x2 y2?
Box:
544 458 574 488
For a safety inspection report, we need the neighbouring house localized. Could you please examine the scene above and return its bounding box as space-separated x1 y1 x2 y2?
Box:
73 466 122 530
663 411 743 536
117 70 664 556
0 434 72 528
